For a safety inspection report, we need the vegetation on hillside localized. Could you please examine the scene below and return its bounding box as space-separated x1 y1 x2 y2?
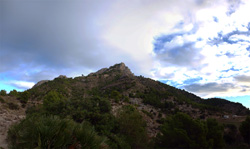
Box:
8 115 106 148
155 113 224 148
4 63 250 148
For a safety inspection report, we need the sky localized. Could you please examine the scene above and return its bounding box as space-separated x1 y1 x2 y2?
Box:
0 0 250 108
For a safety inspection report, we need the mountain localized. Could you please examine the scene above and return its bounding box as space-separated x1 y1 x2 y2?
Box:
27 63 249 135
1 62 250 148
31 62 249 115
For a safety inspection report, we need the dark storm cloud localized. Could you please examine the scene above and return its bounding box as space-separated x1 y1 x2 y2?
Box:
0 0 122 82
234 75 250 82
184 82 235 93
153 33 184 53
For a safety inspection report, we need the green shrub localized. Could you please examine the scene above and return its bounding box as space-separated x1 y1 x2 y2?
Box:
117 105 149 148
0 97 5 103
206 118 225 148
239 116 250 144
155 113 208 148
110 90 121 101
19 91 30 104
142 109 153 118
9 89 19 97
7 115 107 148
155 113 225 148
8 102 19 110
224 124 237 145
0 90 7 96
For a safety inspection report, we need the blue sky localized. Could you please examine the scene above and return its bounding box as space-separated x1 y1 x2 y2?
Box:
0 0 250 108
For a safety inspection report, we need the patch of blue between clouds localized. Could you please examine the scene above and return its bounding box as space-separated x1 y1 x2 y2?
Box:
246 46 250 51
153 33 184 53
221 67 241 73
218 95 250 109
213 16 219 23
0 83 23 93
210 28 250 46
159 80 182 88
183 77 203 85
0 73 22 92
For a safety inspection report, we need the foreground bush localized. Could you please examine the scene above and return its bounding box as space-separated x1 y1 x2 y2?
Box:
239 116 250 145
155 113 225 148
117 105 149 148
7 115 106 149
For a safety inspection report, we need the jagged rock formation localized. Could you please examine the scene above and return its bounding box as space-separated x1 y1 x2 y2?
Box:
88 62 134 77
56 75 67 79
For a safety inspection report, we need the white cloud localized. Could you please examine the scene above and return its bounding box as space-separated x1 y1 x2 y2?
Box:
151 0 250 100
8 81 35 89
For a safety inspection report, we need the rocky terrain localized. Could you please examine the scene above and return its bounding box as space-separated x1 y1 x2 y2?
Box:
0 96 25 149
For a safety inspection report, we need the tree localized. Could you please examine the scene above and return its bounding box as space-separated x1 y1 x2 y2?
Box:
223 124 238 145
117 105 149 148
19 91 30 104
239 116 250 144
206 118 225 148
9 89 19 97
0 90 7 96
43 91 67 114
155 112 208 148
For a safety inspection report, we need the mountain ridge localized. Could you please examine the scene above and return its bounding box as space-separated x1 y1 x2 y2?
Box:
32 62 249 114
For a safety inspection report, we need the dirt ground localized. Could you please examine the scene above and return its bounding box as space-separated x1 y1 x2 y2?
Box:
0 97 26 149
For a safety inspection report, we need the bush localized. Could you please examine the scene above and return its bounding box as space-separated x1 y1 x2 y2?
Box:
239 116 250 144
117 105 149 148
9 89 19 97
155 113 225 148
155 113 208 148
224 124 237 145
206 118 225 147
99 98 111 113
110 90 121 102
0 90 7 96
8 102 19 110
19 91 30 104
0 97 5 103
7 115 107 148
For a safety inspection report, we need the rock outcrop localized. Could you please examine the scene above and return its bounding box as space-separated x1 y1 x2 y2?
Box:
33 80 49 88
89 62 134 77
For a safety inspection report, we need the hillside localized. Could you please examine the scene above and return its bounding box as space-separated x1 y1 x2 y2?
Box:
30 62 249 116
1 62 250 148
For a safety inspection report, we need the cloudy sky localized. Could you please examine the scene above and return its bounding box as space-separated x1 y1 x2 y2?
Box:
1 0 250 108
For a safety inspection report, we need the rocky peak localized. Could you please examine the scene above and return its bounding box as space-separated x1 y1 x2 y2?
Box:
89 62 134 77
108 62 134 76
56 75 67 79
